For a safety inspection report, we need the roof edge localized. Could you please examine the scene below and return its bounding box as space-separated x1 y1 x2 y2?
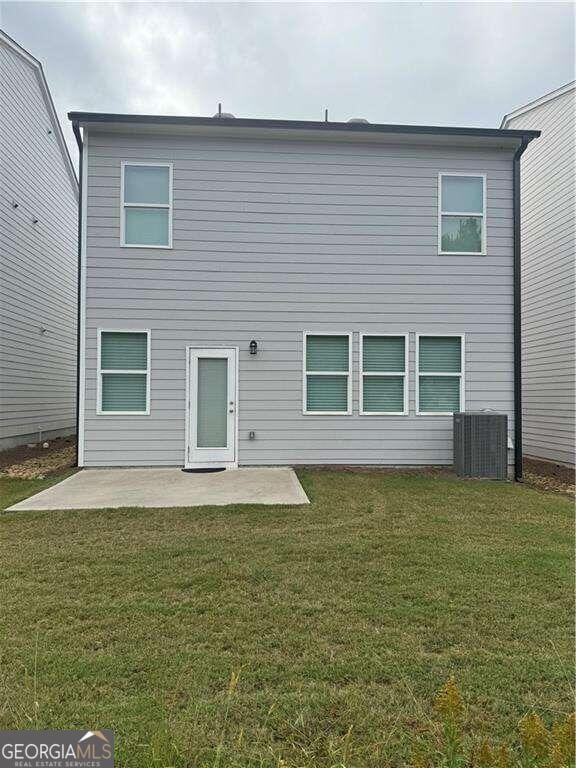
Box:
501 80 576 128
68 111 540 142
0 29 78 197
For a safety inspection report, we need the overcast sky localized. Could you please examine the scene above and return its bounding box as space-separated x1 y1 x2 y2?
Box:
2 1 574 163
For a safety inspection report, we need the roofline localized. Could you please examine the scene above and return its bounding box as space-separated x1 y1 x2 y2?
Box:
68 111 540 143
501 80 575 128
0 28 78 197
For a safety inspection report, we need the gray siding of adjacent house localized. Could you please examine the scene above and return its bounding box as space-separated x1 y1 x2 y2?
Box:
82 128 516 466
505 87 575 466
0 41 78 450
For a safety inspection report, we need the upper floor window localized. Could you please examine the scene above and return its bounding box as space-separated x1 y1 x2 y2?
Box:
121 163 172 248
438 174 485 255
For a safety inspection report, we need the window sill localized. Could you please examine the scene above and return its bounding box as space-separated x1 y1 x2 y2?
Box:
438 250 486 256
121 243 172 250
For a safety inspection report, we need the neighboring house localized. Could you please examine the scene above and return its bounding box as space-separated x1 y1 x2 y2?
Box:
501 83 575 468
69 111 538 474
0 31 78 450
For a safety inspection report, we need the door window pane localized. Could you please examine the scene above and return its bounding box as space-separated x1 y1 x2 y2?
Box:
197 358 228 448
125 207 169 246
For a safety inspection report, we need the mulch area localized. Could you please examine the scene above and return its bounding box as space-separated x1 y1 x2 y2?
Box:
523 457 575 497
0 436 77 480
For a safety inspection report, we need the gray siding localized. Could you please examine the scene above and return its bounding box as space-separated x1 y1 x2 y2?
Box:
0 41 78 450
506 88 575 466
83 130 516 466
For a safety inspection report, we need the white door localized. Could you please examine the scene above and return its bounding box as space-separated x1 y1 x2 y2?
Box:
186 348 237 468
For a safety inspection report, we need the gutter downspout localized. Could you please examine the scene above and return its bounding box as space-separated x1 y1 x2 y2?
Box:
512 137 531 482
72 121 83 468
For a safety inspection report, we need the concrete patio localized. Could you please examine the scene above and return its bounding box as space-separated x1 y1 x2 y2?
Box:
7 467 310 511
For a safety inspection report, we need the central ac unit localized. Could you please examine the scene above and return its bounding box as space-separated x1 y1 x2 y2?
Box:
453 412 508 479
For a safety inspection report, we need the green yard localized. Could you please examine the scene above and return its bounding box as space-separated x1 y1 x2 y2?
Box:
0 470 573 767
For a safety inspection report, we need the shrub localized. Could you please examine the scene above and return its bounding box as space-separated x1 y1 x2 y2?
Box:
411 678 575 768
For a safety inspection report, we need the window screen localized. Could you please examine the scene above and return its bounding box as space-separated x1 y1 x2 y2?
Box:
361 336 407 414
100 331 149 413
305 335 350 413
123 165 171 247
418 336 463 414
440 175 484 254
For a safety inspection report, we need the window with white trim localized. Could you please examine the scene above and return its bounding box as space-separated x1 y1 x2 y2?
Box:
417 335 464 415
98 331 150 414
439 174 485 255
121 163 172 247
360 334 408 415
304 334 351 414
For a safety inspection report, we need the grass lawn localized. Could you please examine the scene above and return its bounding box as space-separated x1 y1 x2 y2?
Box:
0 469 573 767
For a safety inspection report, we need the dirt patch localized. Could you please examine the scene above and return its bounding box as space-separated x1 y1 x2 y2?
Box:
524 457 575 497
0 436 77 479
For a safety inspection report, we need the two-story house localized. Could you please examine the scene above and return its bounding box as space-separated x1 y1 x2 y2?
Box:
1 31 78 450
502 83 575 468
68 112 538 476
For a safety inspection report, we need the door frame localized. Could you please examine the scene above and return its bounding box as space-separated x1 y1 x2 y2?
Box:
184 346 239 469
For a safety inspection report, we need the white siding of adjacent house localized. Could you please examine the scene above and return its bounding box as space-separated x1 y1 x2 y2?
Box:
81 129 516 467
0 40 78 449
505 87 575 466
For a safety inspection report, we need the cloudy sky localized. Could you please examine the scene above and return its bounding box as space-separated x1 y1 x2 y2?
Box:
2 1 574 162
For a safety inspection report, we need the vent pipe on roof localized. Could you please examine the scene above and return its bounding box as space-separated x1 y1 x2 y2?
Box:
213 103 235 119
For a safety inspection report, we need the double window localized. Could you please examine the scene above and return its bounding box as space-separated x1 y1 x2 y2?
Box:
121 163 172 248
416 334 464 415
98 330 150 415
360 334 408 415
439 174 485 255
303 333 351 414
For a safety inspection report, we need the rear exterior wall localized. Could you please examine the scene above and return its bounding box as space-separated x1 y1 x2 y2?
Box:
82 129 515 466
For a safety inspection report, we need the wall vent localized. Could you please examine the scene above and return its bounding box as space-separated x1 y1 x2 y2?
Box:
453 412 508 479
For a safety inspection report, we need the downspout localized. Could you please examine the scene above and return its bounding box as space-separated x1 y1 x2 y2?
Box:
72 121 83 467
512 137 530 482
